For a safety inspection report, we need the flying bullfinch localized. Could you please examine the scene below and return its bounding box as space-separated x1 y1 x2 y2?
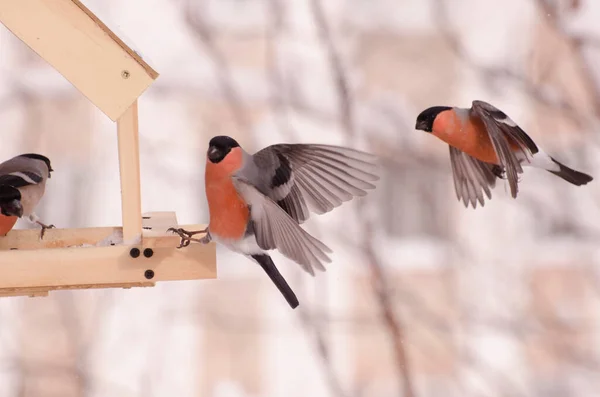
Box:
169 136 379 309
415 100 593 208
0 153 55 238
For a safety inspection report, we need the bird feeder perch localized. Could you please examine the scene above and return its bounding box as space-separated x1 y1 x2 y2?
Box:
0 0 216 297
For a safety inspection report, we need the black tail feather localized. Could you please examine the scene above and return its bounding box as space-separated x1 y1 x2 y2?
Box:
548 157 593 186
251 254 299 309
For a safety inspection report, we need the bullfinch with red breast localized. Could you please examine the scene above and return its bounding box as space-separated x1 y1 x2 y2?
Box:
415 100 593 208
0 214 17 237
169 136 379 309
0 153 55 238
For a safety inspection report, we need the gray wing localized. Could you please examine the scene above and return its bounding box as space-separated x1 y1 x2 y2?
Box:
449 146 499 208
251 144 379 223
0 156 49 215
232 176 332 276
0 156 47 188
471 100 539 198
0 172 43 188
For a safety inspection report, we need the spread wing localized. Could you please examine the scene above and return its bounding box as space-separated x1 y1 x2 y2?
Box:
471 100 538 198
449 146 501 208
251 144 379 223
232 176 333 276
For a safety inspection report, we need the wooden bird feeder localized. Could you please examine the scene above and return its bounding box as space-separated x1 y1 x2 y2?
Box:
0 0 216 297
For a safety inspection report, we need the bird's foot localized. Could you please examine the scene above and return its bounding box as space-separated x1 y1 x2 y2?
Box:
166 227 210 248
36 221 55 240
491 165 506 179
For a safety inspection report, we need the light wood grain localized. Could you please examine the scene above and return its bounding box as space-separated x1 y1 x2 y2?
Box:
117 101 142 242
0 223 210 250
0 283 156 298
71 0 158 80
0 288 49 298
0 238 216 289
0 0 158 121
0 226 121 250
142 211 185 248
0 224 217 291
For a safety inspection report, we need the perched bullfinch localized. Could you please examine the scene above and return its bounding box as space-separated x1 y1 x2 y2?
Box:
0 153 55 238
169 136 379 309
415 100 593 208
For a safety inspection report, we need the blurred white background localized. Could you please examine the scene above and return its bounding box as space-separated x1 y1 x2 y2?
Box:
1 0 600 396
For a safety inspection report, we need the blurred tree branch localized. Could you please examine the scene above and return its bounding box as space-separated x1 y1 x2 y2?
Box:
181 0 253 134
361 220 415 397
533 0 600 116
265 0 302 142
310 0 355 137
305 0 416 394
431 0 590 128
298 309 350 397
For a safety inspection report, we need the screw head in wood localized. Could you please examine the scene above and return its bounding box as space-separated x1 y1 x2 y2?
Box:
143 248 153 258
144 269 155 280
130 248 140 258
121 70 130 79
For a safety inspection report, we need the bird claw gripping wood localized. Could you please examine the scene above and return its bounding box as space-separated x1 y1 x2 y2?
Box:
37 222 55 240
167 227 210 249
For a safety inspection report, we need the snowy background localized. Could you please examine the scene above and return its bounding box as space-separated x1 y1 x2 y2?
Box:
1 0 600 396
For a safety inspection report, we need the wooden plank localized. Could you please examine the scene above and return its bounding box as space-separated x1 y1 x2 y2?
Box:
70 0 158 80
0 283 155 298
0 288 49 298
0 226 121 250
142 211 179 234
0 223 210 250
0 239 216 289
117 101 142 242
0 223 217 293
0 0 158 121
142 211 183 248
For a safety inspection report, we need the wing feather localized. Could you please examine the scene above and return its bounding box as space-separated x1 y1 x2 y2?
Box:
449 146 498 208
252 144 379 223
471 100 537 198
0 171 43 188
232 176 332 275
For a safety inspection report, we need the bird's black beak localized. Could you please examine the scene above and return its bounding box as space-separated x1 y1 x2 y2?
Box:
415 120 428 131
207 146 220 162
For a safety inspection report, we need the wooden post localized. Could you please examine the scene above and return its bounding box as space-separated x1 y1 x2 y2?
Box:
0 0 218 299
117 100 142 242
